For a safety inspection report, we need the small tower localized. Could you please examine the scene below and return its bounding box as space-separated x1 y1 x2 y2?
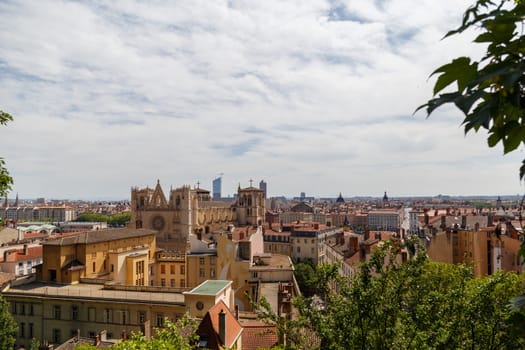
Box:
14 193 19 207
236 182 265 226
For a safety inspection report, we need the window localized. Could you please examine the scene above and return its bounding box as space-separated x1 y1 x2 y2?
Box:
311 239 315 244
199 257 205 265
53 328 61 344
170 265 175 274
160 264 166 274
12 302 17 314
92 262 96 272
19 322 25 338
156 313 164 328
29 304 34 316
54 305 61 320
121 310 127 325
20 303 25 315
199 268 205 277
103 309 112 323
170 279 175 287
138 311 146 324
161 278 166 287
297 247 300 253
72 305 79 321
210 257 216 265
180 279 185 288
136 261 144 274
111 264 114 272
180 265 185 275
28 323 33 338
311 247 314 254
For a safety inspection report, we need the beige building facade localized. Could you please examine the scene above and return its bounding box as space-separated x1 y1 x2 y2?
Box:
130 181 265 251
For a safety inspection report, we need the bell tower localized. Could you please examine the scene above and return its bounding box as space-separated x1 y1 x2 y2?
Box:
236 181 265 226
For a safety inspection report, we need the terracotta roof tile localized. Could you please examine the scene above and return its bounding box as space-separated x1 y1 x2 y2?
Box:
196 300 242 349
241 321 278 350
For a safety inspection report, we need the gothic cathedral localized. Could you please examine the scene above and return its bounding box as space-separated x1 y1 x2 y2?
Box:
130 180 265 251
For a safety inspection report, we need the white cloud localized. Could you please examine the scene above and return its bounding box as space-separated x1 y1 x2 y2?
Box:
0 0 522 199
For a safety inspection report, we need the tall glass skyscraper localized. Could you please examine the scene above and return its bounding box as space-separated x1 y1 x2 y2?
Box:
259 180 267 199
212 177 222 200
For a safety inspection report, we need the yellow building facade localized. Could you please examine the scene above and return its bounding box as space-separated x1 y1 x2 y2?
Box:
39 228 156 286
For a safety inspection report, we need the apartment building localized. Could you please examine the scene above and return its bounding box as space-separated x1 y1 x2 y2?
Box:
38 228 156 285
1 206 75 222
285 222 342 264
367 209 402 231
426 225 523 277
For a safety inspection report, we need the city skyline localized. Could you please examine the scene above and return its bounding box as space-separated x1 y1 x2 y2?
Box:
1 0 524 200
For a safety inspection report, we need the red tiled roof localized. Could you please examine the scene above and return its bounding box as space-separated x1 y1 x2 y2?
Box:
196 300 242 349
241 321 278 350
2 246 42 262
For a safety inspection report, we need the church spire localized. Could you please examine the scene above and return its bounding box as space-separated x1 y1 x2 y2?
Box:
14 192 19 207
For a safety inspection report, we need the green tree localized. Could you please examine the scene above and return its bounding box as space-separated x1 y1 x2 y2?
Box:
0 296 18 349
0 110 14 198
75 315 198 350
108 212 132 226
297 241 525 350
417 0 525 180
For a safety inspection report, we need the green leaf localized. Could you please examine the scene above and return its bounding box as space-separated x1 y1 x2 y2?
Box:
453 89 485 115
432 57 476 95
487 131 501 147
503 125 524 153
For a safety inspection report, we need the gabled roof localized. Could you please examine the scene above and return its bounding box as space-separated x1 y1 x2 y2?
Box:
196 300 242 349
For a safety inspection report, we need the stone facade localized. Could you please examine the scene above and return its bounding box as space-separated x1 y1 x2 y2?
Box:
130 181 265 251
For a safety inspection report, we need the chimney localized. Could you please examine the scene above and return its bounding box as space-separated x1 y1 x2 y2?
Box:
234 304 239 320
218 309 226 346
17 228 22 243
24 244 28 255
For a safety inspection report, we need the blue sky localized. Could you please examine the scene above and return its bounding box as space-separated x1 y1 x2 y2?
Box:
1 0 523 199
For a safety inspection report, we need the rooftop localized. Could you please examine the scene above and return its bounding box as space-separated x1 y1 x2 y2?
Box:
185 280 231 296
3 281 185 305
43 228 156 246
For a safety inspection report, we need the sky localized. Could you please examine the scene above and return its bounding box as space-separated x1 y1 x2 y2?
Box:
1 0 524 200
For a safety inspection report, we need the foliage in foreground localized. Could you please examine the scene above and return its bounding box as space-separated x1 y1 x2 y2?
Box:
297 242 525 350
75 315 198 350
417 0 525 180
0 295 18 350
0 110 14 198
